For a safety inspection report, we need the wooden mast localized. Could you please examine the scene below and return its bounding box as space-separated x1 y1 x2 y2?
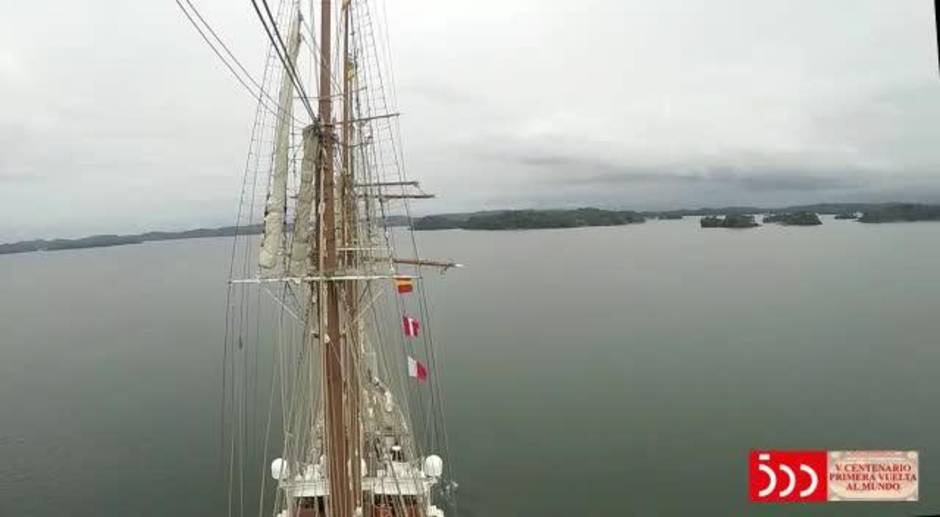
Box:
317 0 353 514
340 0 363 505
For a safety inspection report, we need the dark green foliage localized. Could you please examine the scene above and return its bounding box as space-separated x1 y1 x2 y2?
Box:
858 204 940 223
700 216 722 228
461 208 645 230
763 212 822 225
700 214 759 228
413 208 645 231
411 215 465 230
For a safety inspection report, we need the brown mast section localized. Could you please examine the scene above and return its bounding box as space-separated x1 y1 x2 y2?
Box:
317 0 353 515
340 0 363 503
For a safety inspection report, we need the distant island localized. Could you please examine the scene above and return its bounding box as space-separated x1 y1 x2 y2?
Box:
413 208 644 231
3 202 939 256
412 203 939 232
700 214 760 228
762 212 823 226
857 204 940 223
0 225 261 255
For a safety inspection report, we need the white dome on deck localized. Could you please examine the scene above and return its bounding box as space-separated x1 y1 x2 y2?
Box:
424 455 443 477
270 458 287 480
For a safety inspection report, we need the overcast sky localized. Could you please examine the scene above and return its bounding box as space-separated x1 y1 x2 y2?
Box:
1 0 938 240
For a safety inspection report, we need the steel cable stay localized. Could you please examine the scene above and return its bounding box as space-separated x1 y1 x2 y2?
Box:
249 0 317 121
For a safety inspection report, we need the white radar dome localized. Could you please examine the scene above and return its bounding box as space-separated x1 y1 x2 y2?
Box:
424 455 444 477
270 458 288 480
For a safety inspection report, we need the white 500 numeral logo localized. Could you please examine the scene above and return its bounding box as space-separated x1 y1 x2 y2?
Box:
756 453 819 498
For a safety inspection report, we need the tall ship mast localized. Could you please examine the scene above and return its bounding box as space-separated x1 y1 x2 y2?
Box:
218 1 457 515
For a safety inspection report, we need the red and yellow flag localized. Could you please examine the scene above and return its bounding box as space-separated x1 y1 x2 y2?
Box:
395 277 414 294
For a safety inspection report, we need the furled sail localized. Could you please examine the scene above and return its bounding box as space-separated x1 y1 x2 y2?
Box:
288 124 318 276
258 15 302 277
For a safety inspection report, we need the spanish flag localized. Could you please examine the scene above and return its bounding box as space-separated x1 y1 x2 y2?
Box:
395 277 414 294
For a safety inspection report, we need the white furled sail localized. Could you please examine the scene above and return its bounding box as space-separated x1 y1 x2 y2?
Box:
288 124 318 276
258 14 302 277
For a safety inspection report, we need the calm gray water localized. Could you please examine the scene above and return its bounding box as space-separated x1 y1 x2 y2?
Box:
1 217 939 516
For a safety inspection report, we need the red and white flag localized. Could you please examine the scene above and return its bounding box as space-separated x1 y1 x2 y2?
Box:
407 356 428 382
402 315 420 338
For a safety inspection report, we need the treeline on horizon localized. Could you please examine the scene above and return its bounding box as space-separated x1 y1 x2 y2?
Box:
0 225 262 255
410 202 940 230
2 203 940 255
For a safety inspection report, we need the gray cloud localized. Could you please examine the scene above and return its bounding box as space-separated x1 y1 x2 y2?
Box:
722 171 856 192
505 151 861 191
0 172 45 184
1 0 938 240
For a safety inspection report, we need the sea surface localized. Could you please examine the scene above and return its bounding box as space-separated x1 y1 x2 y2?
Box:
1 217 939 516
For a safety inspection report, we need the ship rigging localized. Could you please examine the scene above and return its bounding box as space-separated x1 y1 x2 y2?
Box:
177 0 459 515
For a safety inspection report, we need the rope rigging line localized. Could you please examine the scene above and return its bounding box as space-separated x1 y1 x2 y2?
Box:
299 16 347 97
221 1 294 514
352 0 458 505
173 0 300 125
249 0 317 120
357 0 431 468
216 0 458 514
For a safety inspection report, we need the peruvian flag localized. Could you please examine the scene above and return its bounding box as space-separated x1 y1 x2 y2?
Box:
407 356 428 382
402 315 420 338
